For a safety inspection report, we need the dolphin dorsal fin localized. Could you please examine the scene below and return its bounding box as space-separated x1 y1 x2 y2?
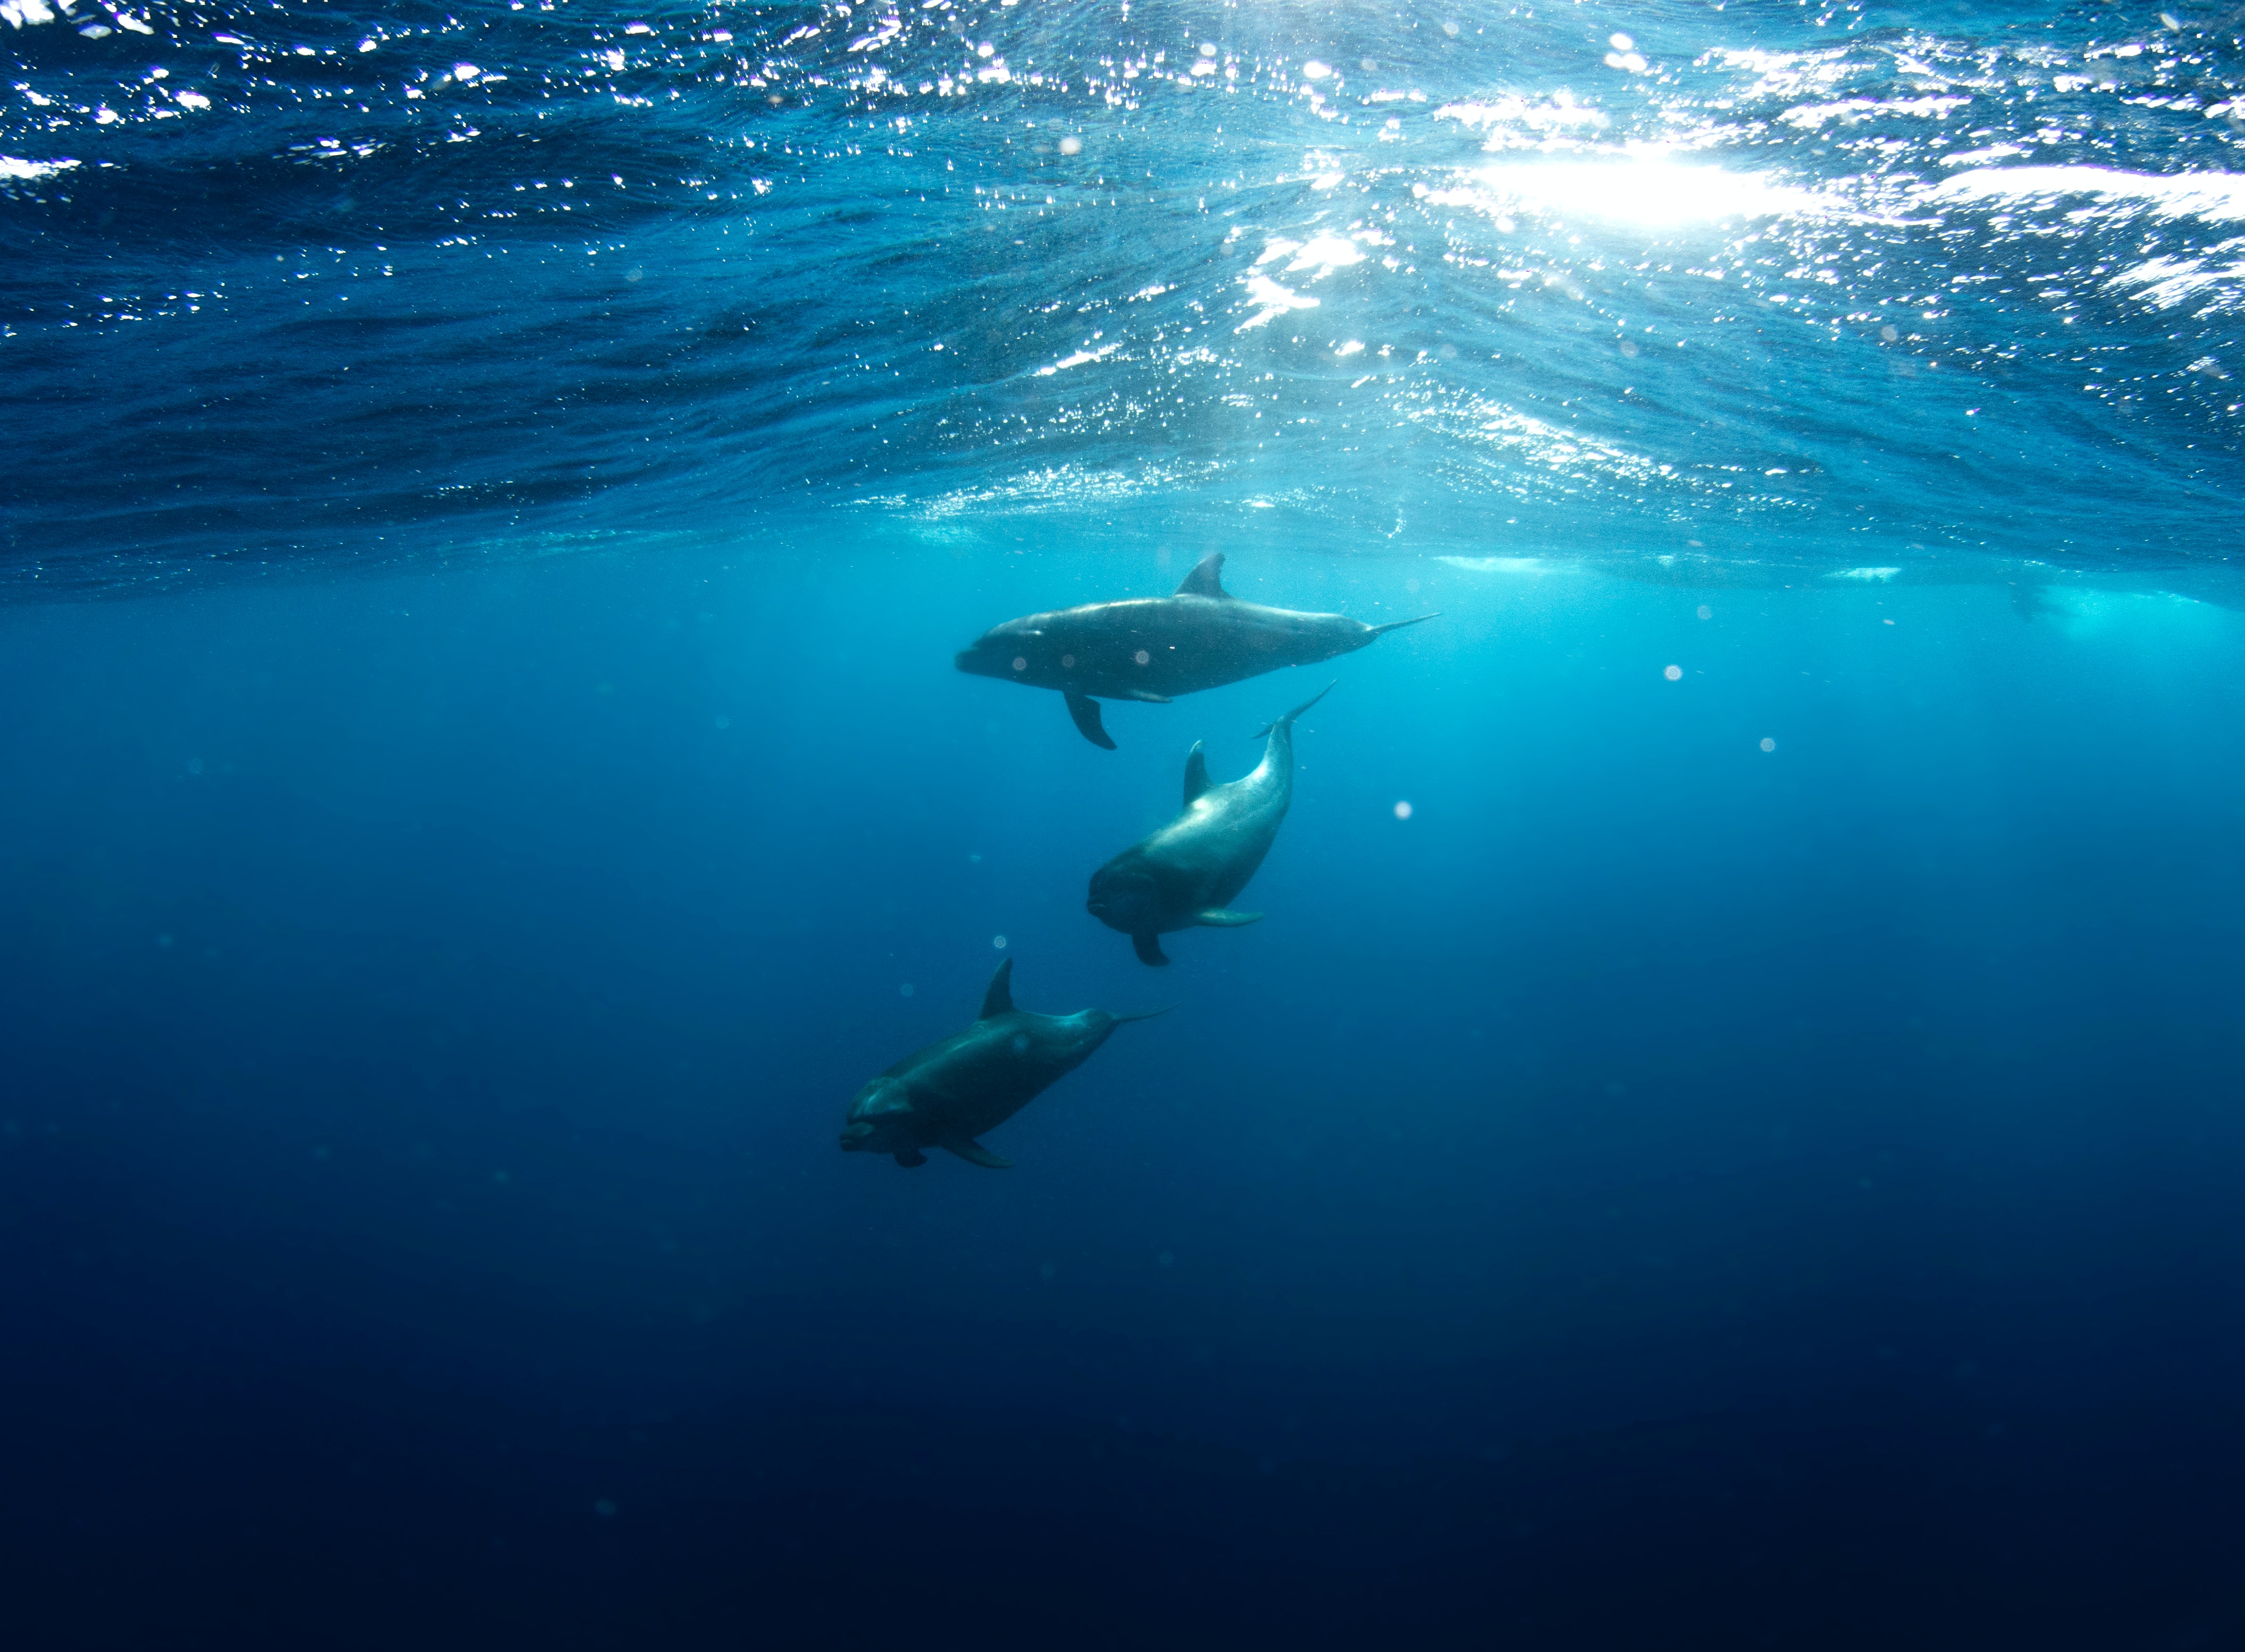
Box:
1174 552 1229 599
979 957 1015 1019
1182 741 1212 807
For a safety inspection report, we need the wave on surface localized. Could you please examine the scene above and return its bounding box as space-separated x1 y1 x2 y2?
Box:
1 1 2240 592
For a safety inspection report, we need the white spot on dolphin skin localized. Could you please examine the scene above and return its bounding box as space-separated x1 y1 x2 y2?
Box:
1760 737 1777 752
1134 648 1151 665
1011 655 1027 671
1393 800 1413 820
992 934 1008 949
1664 664 1683 681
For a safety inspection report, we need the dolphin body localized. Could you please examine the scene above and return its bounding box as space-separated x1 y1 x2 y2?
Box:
1086 684 1331 966
839 959 1162 1168
955 552 1431 748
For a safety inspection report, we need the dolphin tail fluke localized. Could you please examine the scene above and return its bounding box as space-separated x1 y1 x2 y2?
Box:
893 1148 927 1168
1132 933 1170 967
1065 690 1117 749
1195 908 1263 928
1251 681 1336 741
1369 612 1440 637
943 1136 1013 1169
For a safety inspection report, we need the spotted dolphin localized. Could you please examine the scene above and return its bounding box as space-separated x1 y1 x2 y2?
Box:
1086 683 1332 966
955 553 1430 748
839 959 1165 1168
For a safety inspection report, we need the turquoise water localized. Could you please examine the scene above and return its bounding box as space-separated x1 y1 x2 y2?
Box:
5 3 2245 1647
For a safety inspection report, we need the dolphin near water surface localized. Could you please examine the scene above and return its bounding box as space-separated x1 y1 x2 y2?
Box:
1086 683 1332 966
839 959 1164 1168
956 552 1431 748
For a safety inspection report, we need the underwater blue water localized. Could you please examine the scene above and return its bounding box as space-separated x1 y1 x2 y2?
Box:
6 2 2245 1646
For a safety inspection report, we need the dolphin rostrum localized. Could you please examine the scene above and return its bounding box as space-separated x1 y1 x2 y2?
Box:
955 552 1432 748
1086 683 1332 966
839 959 1165 1168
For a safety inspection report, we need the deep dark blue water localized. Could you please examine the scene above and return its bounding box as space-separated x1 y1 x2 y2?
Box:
6 3 2245 1647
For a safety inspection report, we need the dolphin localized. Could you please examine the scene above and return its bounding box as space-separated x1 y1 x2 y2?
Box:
1086 683 1331 966
955 552 1432 748
839 958 1164 1168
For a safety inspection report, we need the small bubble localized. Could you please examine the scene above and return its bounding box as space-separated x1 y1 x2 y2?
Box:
1011 655 1027 671
185 756 204 775
1880 324 1898 342
1609 31 1634 50
1058 135 1081 155
899 983 914 997
713 714 730 730
1664 664 1683 681
1158 1251 1176 1267
1039 1260 1057 1279
156 933 174 948
1134 648 1151 665
1393 800 1413 820
594 1498 617 1517
1760 737 1777 753
1060 654 1074 668
992 934 1008 949
1695 604 1712 620
1442 19 1459 35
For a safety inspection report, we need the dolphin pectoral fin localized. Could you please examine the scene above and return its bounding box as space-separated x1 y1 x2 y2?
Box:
1064 691 1117 749
1174 551 1231 600
943 1137 1013 1169
1194 909 1263 928
1131 933 1171 967
1369 612 1440 637
893 1148 927 1168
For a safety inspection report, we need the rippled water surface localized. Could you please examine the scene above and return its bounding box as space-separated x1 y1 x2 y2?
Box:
5 0 2241 588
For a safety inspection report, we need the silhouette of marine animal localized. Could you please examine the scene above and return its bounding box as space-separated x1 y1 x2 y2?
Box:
839 959 1166 1168
955 553 1431 748
1086 684 1332 966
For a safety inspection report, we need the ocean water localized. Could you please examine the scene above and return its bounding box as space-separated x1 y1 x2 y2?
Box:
6 2 2245 1647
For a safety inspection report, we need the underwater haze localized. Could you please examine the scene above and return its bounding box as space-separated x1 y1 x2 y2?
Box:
5 1 2245 1647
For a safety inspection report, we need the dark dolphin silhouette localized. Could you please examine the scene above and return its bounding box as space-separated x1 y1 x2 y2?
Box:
838 959 1165 1168
1086 684 1331 966
956 552 1431 748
